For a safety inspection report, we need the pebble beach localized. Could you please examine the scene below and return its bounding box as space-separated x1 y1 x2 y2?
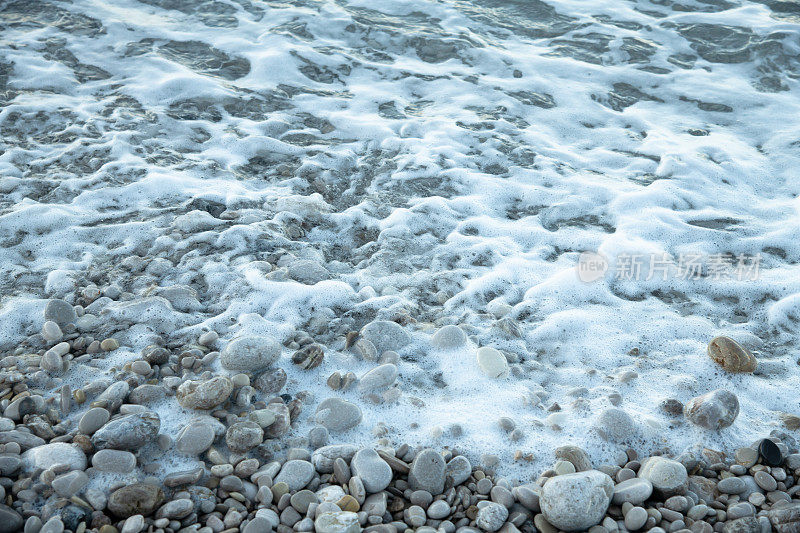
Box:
2 0 800 532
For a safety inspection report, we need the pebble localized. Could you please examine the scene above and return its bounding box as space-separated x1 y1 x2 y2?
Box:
220 335 281 373
428 500 451 520
754 470 777 492
360 320 412 354
446 455 472 486
315 398 363 432
51 470 89 497
45 299 77 326
624 506 648 530
91 411 160 450
226 420 263 453
718 477 747 495
638 456 688 496
684 389 739 430
275 460 316 491
22 442 86 471
540 470 614 531
292 343 325 369
612 478 653 504
476 502 509 532
176 376 233 410
759 439 782 467
594 408 638 443
92 449 137 472
555 445 593 472
358 364 398 393
409 448 446 495
42 320 63 342
311 445 359 473
107 483 165 518
316 511 361 533
0 505 23 533
79 407 111 435
351 448 392 493
735 448 759 468
707 336 757 373
176 421 216 455
476 347 509 378
431 325 468 349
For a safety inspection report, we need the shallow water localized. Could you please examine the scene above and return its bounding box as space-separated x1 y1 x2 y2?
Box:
1 0 800 477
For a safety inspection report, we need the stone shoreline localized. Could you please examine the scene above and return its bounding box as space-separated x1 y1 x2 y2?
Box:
1 301 800 533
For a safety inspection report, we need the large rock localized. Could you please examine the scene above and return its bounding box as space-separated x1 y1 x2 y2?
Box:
351 448 392 493
176 376 233 410
91 411 160 451
312 445 359 473
408 449 446 495
684 389 739 430
22 443 86 472
540 470 614 531
360 320 411 354
107 483 165 518
638 456 688 496
315 398 362 432
220 336 281 373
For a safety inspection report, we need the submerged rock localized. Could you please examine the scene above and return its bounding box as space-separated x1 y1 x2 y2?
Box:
476 347 509 378
315 398 362 432
684 389 739 430
638 456 688 496
360 320 411 354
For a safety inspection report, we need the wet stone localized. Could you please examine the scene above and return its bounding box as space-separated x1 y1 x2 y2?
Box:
79 407 110 434
108 483 165 518
45 299 77 327
275 460 316 491
220 335 281 373
176 421 216 455
91 411 160 450
540 470 613 531
92 449 137 473
759 439 782 467
684 389 739 430
409 448 446 495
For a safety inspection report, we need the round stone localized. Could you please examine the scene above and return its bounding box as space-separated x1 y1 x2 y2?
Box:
754 471 777 492
176 376 233 410
624 506 648 530
52 470 89 497
45 299 77 327
176 422 216 455
225 421 263 453
476 502 509 532
409 449 446 495
22 443 86 472
707 336 757 373
717 476 746 494
350 448 392 493
79 408 110 435
360 321 412 354
358 364 398 393
220 336 281 373
91 411 160 451
638 456 688 496
540 470 614 531
92 449 137 473
311 445 359 473
555 445 592 472
107 483 164 518
446 455 472 486
758 439 781 467
431 325 467 350
594 408 638 443
476 347 509 378
275 460 316 491
315 398 362 432
42 321 63 342
0 504 22 533
684 389 739 430
315 511 360 533
427 500 450 520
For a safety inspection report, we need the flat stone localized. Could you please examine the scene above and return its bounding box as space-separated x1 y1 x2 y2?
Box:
612 478 653 505
95 381 130 412
540 470 613 532
22 443 86 471
91 411 160 451
52 470 89 497
45 299 77 327
108 483 165 518
79 407 110 435
315 398 362 432
156 498 193 519
92 449 137 473
408 449 446 495
220 336 281 373
0 430 45 450
176 422 216 455
351 448 392 493
718 477 747 494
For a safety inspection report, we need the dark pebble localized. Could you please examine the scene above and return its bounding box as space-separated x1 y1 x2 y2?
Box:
759 439 781 467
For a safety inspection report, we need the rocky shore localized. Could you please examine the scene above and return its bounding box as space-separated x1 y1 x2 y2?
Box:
1 298 799 533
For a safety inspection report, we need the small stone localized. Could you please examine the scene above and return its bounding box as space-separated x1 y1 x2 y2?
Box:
360 320 412 354
176 376 233 410
405 505 426 527
723 517 760 533
351 448 392 493
92 449 137 473
244 517 271 533
338 494 360 512
409 448 446 495
717 477 746 494
638 456 688 496
431 325 468 350
612 478 653 505
735 448 759 468
156 498 193 519
292 343 325 370
42 321 63 342
254 367 287 394
121 515 145 533
758 439 782 467
315 511 360 533
315 398 362 432
52 470 89 497
707 336 757 373
754 471 777 492
476 502 509 532
358 364 398 393
684 389 739 430
555 445 592 472
540 470 614 532
226 421 263 453
311 444 359 473
199 331 218 346
220 336 281 373
291 490 319 513
275 460 315 491
446 455 472 486
91 411 160 450
22 442 86 471
428 500 451 520
176 422 216 455
624 507 648 531
476 347 509 378
107 483 165 518
100 338 120 351
594 408 638 443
